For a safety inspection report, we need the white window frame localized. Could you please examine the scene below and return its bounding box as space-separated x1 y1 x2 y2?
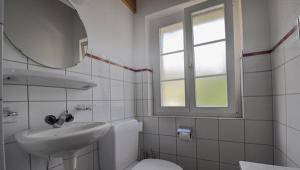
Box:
150 0 242 117
185 0 236 116
150 12 190 114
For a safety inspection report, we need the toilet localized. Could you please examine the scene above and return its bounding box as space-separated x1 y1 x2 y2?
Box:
98 119 183 170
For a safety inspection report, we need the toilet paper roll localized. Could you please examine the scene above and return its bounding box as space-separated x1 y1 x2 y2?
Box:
177 127 192 141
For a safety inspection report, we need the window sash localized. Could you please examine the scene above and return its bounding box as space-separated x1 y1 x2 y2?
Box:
185 0 237 114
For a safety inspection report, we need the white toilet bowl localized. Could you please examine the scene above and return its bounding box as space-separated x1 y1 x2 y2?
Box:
99 119 183 170
131 159 182 170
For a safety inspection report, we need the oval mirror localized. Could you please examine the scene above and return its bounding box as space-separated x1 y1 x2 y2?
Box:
4 0 88 68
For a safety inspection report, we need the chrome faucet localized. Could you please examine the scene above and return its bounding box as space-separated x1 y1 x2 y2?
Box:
45 110 74 128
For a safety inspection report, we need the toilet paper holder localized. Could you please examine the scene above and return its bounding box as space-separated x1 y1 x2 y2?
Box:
177 127 192 140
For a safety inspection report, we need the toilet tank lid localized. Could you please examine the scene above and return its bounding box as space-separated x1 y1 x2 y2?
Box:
132 159 183 170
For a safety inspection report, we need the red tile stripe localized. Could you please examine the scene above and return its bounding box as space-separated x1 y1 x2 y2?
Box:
243 25 298 57
87 24 298 68
85 53 152 73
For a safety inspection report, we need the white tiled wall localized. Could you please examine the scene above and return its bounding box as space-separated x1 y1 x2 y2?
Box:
2 36 137 169
269 0 300 167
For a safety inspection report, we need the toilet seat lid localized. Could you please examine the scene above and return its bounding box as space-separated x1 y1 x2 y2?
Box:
132 159 183 170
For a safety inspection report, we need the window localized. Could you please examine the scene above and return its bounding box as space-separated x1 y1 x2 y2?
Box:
159 22 185 107
150 0 242 117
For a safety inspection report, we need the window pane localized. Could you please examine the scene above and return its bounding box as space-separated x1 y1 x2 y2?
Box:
192 7 225 45
161 52 184 80
161 80 185 107
160 22 184 54
195 75 228 107
194 41 226 77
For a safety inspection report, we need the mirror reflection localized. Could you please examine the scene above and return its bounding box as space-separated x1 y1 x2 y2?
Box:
4 0 88 68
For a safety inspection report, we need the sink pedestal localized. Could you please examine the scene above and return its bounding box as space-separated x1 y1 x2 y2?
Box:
63 155 78 170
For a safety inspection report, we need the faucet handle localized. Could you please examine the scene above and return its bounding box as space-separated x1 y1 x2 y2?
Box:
65 114 74 122
45 115 57 125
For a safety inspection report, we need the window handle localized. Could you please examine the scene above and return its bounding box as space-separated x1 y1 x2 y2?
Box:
188 57 193 69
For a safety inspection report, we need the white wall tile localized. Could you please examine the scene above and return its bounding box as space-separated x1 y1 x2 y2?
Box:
273 95 287 124
29 86 65 101
28 65 65 75
92 77 110 101
67 101 93 122
66 72 92 101
272 66 285 95
287 127 300 165
143 100 153 116
142 71 152 84
196 118 218 140
159 117 176 136
219 141 244 165
67 57 91 75
124 100 135 118
287 94 300 130
198 160 219 170
3 85 27 101
135 72 142 83
197 139 219 161
124 82 135 100
144 134 159 152
177 138 196 158
110 80 124 100
219 119 244 142
124 69 135 83
286 56 300 94
243 55 271 73
243 72 272 96
110 65 123 81
136 83 143 100
271 45 285 69
93 101 110 122
143 116 158 134
29 101 66 129
245 120 273 145
92 59 109 78
177 156 197 170
274 122 287 154
285 31 300 62
274 149 287 167
110 101 124 121
159 135 176 155
244 96 273 120
159 153 177 164
245 144 274 164
3 102 28 143
136 100 143 116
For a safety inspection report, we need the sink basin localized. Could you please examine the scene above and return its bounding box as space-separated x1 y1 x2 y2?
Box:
15 122 111 170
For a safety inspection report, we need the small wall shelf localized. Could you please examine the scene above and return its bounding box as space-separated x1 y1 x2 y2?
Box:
3 68 97 90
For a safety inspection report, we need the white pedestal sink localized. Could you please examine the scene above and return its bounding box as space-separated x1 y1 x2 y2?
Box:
15 122 111 170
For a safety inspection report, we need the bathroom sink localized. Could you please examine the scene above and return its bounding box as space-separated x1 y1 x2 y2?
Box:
15 122 111 170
